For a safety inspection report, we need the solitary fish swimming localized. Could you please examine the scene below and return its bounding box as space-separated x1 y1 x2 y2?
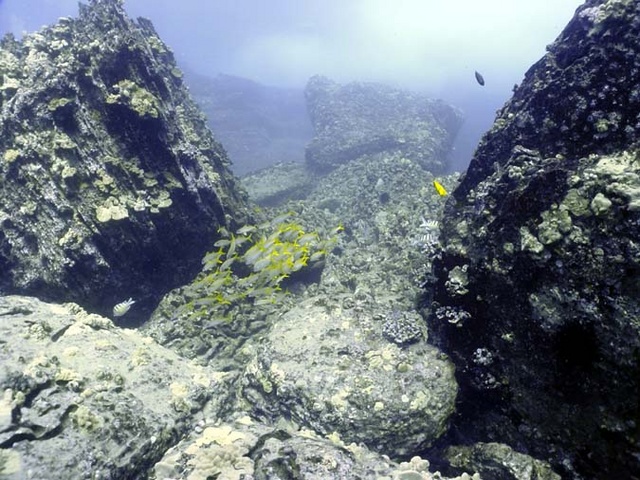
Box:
113 298 135 317
474 70 485 86
433 180 448 197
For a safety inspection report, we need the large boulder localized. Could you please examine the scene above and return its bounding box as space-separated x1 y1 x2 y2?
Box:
0 295 215 479
429 0 640 477
240 298 457 457
304 75 462 173
0 0 250 320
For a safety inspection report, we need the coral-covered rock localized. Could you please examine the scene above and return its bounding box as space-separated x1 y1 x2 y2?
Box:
428 1 640 477
240 298 457 458
0 295 215 479
0 0 250 320
445 442 560 480
304 75 462 173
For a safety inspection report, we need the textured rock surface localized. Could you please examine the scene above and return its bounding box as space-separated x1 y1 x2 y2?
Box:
428 0 640 477
445 443 561 480
304 75 463 173
240 297 456 457
0 0 250 319
0 295 216 479
153 415 480 480
0 294 467 479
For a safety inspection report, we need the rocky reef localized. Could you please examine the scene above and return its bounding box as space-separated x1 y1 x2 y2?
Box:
0 0 250 320
0 295 213 479
0 1 475 478
429 0 640 477
304 75 463 173
142 152 465 471
0 0 611 477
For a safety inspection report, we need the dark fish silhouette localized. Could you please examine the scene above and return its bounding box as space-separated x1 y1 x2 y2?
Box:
474 70 485 86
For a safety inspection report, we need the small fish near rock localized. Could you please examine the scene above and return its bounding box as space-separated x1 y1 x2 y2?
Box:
474 70 485 86
433 179 448 197
113 298 136 317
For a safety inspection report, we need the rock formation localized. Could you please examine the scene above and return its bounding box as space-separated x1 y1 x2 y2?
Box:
0 0 250 320
304 75 463 173
0 295 214 478
0 0 598 477
429 0 640 477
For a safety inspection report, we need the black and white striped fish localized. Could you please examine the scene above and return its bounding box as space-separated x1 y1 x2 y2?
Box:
113 298 135 317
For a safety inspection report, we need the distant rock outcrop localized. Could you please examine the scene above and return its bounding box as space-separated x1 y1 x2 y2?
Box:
186 72 313 176
304 75 463 173
429 0 640 477
0 0 250 319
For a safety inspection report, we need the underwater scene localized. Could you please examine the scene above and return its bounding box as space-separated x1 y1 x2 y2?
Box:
0 0 638 478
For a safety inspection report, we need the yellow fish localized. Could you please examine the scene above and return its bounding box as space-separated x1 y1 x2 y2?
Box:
433 180 447 197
